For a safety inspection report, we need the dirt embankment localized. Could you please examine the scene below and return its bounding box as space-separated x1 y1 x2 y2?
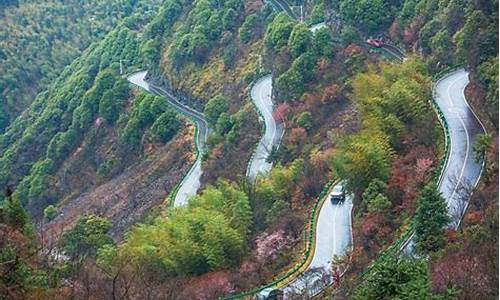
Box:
41 125 195 246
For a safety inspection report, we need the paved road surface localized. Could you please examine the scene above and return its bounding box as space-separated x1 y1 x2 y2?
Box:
309 22 326 34
268 0 297 19
247 75 285 180
284 185 353 297
127 71 208 206
433 69 485 226
281 23 354 297
404 69 486 252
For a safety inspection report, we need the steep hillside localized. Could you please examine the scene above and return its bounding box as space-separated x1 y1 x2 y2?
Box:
0 4 193 235
0 0 161 131
146 0 266 184
47 2 448 298
327 0 499 298
0 0 496 299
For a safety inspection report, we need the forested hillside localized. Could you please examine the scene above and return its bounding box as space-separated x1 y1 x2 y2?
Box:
0 0 497 299
0 0 202 239
0 0 160 131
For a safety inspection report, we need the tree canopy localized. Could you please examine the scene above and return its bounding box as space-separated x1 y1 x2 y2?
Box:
414 183 450 254
120 180 252 275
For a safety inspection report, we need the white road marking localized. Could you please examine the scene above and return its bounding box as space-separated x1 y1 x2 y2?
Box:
445 74 470 202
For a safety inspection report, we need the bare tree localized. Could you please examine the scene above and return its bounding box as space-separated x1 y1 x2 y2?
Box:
447 174 473 228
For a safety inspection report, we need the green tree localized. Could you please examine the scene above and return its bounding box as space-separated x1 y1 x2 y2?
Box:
472 133 492 163
276 68 305 100
314 27 335 57
3 195 28 230
353 255 437 299
288 23 313 58
61 214 113 260
297 111 313 131
419 19 441 55
46 129 78 163
264 13 294 52
208 11 224 40
97 159 114 179
291 52 317 82
414 183 450 254
453 10 491 68
122 180 250 275
478 57 499 114
190 180 252 238
331 131 392 195
215 112 233 135
239 14 257 43
340 25 360 44
150 110 180 143
120 118 142 147
360 178 386 209
309 2 325 24
222 8 237 31
204 95 229 126
99 90 122 124
339 0 393 33
367 193 391 213
43 205 58 221
140 39 162 66
430 29 454 64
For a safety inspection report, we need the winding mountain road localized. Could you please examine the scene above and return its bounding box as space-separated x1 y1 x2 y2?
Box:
247 75 285 180
250 2 486 296
434 69 485 226
127 71 207 206
248 16 354 298
129 70 283 204
284 186 353 297
403 69 486 252
132 4 485 297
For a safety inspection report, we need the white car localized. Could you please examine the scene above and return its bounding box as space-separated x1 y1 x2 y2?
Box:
330 183 345 204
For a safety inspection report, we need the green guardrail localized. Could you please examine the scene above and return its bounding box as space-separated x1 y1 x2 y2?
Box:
127 73 204 207
357 66 464 279
166 120 201 207
245 74 271 179
221 179 337 299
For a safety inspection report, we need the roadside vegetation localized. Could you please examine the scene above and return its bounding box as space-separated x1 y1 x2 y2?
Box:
0 0 161 132
0 0 497 299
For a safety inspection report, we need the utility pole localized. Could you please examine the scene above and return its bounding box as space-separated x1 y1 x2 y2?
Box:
119 59 124 75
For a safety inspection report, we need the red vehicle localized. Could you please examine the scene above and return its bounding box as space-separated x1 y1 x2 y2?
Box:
366 38 384 47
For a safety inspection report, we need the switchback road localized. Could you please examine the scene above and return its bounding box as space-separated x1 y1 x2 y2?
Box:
127 71 208 206
432 69 486 226
403 69 486 250
247 75 285 180
284 185 353 297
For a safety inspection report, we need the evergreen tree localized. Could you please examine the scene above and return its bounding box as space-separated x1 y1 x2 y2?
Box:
150 110 180 143
3 192 28 230
414 183 450 253
354 255 436 299
43 205 58 221
288 23 313 58
61 214 113 261
204 95 228 126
